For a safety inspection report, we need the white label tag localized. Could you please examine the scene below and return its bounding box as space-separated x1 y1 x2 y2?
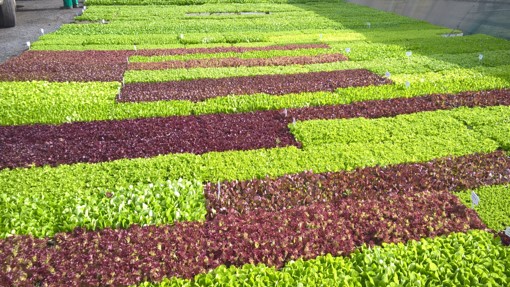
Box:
385 71 391 78
40 28 45 35
471 191 480 206
479 54 484 61
345 48 351 53
26 41 31 48
505 227 510 237
406 51 412 57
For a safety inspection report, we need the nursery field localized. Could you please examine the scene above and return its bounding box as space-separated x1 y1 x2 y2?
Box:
1 0 510 286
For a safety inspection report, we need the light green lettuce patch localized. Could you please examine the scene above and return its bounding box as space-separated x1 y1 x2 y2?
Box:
0 179 205 238
457 184 510 231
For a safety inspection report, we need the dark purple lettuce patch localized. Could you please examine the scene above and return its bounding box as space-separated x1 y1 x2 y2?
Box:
0 190 484 286
205 151 510 218
128 54 348 70
287 89 510 121
134 43 330 56
119 69 391 103
498 231 510 246
0 44 330 82
0 50 134 82
0 111 298 168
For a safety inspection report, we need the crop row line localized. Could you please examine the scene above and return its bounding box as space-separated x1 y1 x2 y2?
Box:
1 89 508 169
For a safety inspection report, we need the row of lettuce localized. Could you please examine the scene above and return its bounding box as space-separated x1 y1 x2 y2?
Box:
30 27 459 50
0 187 489 285
2 31 509 125
30 0 488 50
3 152 508 239
1 69 509 125
35 2 430 48
1 105 509 238
122 54 510 83
135 230 509 287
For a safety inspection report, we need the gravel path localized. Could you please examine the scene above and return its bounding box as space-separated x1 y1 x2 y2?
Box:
0 0 80 64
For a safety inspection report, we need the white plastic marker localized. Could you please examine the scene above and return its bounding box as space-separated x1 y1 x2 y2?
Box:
283 108 288 117
40 28 45 35
292 117 296 125
345 47 351 53
471 190 480 207
385 71 391 78
26 41 31 49
405 81 410 88
505 227 510 237
133 44 137 51
479 54 484 61
179 34 184 39
406 51 412 57
101 19 106 24
366 22 371 28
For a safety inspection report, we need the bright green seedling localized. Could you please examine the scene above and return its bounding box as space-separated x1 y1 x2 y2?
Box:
457 184 510 231
289 108 499 149
0 179 206 238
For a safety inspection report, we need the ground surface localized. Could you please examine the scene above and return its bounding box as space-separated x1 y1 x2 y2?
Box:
347 0 510 40
0 0 79 63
